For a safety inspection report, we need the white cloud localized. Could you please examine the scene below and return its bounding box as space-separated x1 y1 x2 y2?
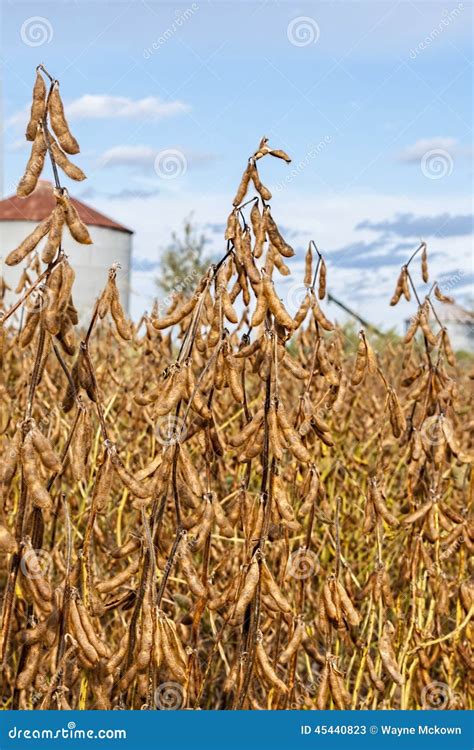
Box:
98 145 156 169
397 137 458 163
6 95 190 132
67 95 190 121
97 144 215 171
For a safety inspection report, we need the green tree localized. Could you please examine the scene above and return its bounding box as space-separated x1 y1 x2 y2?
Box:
156 215 213 299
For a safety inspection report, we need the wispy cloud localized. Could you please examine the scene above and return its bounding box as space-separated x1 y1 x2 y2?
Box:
325 239 414 270
98 145 157 170
397 137 457 163
78 185 160 201
98 144 216 172
356 213 473 238
7 95 190 131
67 95 190 121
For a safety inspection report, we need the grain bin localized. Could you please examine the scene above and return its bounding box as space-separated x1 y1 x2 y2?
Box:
0 180 133 321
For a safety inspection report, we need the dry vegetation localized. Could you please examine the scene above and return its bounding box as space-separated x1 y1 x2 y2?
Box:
0 67 473 711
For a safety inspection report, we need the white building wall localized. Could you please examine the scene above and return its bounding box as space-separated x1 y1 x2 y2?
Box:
0 221 131 323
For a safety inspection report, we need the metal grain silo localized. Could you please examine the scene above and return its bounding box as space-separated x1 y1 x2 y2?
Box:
0 180 133 321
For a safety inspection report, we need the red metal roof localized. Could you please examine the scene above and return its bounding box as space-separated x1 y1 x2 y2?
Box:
0 181 133 234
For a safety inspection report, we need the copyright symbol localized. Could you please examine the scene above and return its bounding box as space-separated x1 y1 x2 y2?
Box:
370 726 378 734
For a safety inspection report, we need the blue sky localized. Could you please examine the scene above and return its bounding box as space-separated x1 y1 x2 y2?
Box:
1 0 473 326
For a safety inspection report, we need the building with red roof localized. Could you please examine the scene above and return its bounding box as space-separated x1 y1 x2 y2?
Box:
0 180 133 318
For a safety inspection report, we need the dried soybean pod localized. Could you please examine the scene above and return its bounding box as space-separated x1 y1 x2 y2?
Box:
192 500 214 550
178 444 203 497
21 433 53 510
261 562 292 613
318 258 327 299
268 403 284 461
42 204 65 264
43 264 62 335
388 388 406 438
222 288 238 324
30 425 62 472
58 192 92 244
421 243 429 283
335 580 360 627
269 148 291 162
304 243 313 287
316 662 330 709
366 654 384 692
110 450 152 499
232 556 260 623
262 273 296 330
135 587 153 670
232 162 252 206
49 82 80 154
47 132 86 181
310 293 334 331
56 260 75 315
402 500 432 526
0 524 17 553
68 597 100 665
159 618 186 682
279 620 304 664
228 408 264 448
369 477 399 527
104 638 127 675
265 212 294 257
70 408 92 482
6 216 52 266
97 277 113 319
441 329 456 367
17 127 47 197
350 332 367 385
225 210 237 240
401 268 411 301
250 164 272 202
434 284 454 304
255 638 287 693
381 567 395 609
362 495 375 534
250 284 267 328
366 339 378 374
241 228 261 284
226 354 244 403
322 580 338 621
250 201 265 255
16 643 41 690
213 495 234 538
378 621 404 685
277 407 312 463
390 268 405 306
20 311 40 348
419 307 437 347
328 664 349 709
152 292 200 330
180 543 206 597
92 451 113 512
271 247 291 276
185 365 211 420
404 311 419 344
111 291 132 341
95 558 140 594
26 70 47 141
76 599 110 658
294 293 311 329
